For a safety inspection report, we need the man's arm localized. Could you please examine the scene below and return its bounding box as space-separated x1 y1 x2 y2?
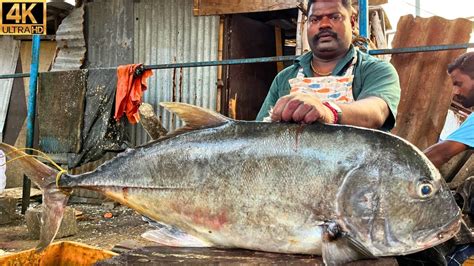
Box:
424 140 468 169
338 96 389 128
270 56 399 129
270 93 389 128
424 114 474 168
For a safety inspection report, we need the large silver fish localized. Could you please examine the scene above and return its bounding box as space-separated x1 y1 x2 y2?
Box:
1 102 461 265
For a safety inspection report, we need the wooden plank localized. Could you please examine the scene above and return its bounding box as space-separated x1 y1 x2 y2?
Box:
217 17 225 114
370 10 387 49
138 103 168 140
390 15 472 150
96 246 399 265
275 26 284 72
353 0 389 5
295 9 304 55
194 0 300 16
440 150 472 182
0 187 41 199
195 0 388 16
449 154 474 189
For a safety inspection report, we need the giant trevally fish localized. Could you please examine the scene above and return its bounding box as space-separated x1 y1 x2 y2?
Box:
0 102 461 265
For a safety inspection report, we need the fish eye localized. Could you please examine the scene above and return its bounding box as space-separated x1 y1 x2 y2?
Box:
417 181 435 198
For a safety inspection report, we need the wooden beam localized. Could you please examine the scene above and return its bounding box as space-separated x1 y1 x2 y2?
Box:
138 103 168 140
194 0 300 16
274 26 284 72
353 0 388 6
295 9 310 55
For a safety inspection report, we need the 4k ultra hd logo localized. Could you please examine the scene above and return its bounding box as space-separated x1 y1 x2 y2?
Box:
0 0 46 35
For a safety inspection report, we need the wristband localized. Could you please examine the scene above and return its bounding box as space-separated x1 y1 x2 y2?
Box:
322 101 342 124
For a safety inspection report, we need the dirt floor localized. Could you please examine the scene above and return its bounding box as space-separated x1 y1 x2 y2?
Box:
0 202 157 255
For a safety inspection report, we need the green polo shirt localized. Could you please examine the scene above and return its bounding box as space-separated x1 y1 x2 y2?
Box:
256 45 401 130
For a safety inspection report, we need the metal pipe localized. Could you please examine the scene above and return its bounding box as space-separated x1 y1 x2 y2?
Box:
415 0 421 17
0 73 30 79
22 35 41 214
2 43 474 80
369 43 474 55
142 55 297 70
359 0 369 39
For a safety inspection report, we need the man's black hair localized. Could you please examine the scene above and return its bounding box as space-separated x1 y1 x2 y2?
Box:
307 0 352 11
448 52 474 79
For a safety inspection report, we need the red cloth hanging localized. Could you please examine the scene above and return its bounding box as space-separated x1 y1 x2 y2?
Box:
114 64 153 124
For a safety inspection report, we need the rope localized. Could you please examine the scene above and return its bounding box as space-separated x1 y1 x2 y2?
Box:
0 147 68 188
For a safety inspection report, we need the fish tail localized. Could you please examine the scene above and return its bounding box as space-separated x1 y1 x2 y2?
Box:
0 142 70 251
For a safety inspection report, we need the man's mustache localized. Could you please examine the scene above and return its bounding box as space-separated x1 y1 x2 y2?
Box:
314 30 338 42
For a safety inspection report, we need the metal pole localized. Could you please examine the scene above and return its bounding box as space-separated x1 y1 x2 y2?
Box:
359 0 369 39
143 56 296 70
22 34 41 214
415 0 421 17
2 43 474 81
368 43 474 55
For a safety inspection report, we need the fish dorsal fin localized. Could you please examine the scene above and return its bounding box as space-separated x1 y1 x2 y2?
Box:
160 102 229 130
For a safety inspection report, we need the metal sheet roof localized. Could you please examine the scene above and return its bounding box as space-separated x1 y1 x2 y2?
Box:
131 0 219 145
51 5 86 71
391 15 472 150
0 36 20 142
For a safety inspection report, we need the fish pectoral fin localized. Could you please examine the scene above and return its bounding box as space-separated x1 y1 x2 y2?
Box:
322 222 374 265
322 236 374 265
141 226 212 248
160 102 229 130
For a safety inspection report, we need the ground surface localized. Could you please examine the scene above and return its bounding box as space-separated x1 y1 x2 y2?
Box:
0 202 156 255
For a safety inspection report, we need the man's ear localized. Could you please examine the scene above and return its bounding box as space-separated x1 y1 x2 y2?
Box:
350 14 356 28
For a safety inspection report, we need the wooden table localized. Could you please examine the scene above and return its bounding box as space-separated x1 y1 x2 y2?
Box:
96 246 398 265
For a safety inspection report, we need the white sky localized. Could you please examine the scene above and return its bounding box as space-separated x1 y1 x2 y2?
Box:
380 0 474 47
382 0 473 29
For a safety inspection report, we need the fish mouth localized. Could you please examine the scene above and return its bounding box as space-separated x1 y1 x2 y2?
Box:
418 211 461 249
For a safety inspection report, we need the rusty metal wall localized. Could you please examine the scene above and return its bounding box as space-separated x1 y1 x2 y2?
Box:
85 0 134 68
0 36 20 142
51 5 86 71
391 15 472 150
70 0 218 199
132 0 219 145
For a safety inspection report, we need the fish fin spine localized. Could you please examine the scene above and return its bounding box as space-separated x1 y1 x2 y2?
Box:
160 102 229 130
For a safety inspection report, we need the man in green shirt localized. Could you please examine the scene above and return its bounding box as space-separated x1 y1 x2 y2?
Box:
256 0 400 130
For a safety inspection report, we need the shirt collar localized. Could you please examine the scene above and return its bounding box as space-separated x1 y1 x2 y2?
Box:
295 45 357 77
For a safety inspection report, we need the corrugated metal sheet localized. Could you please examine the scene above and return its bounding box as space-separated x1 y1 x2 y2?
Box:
85 0 134 68
0 36 20 142
391 15 472 150
51 5 86 71
72 0 134 199
132 0 219 145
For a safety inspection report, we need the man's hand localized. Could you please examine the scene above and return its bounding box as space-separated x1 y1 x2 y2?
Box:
270 92 334 124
